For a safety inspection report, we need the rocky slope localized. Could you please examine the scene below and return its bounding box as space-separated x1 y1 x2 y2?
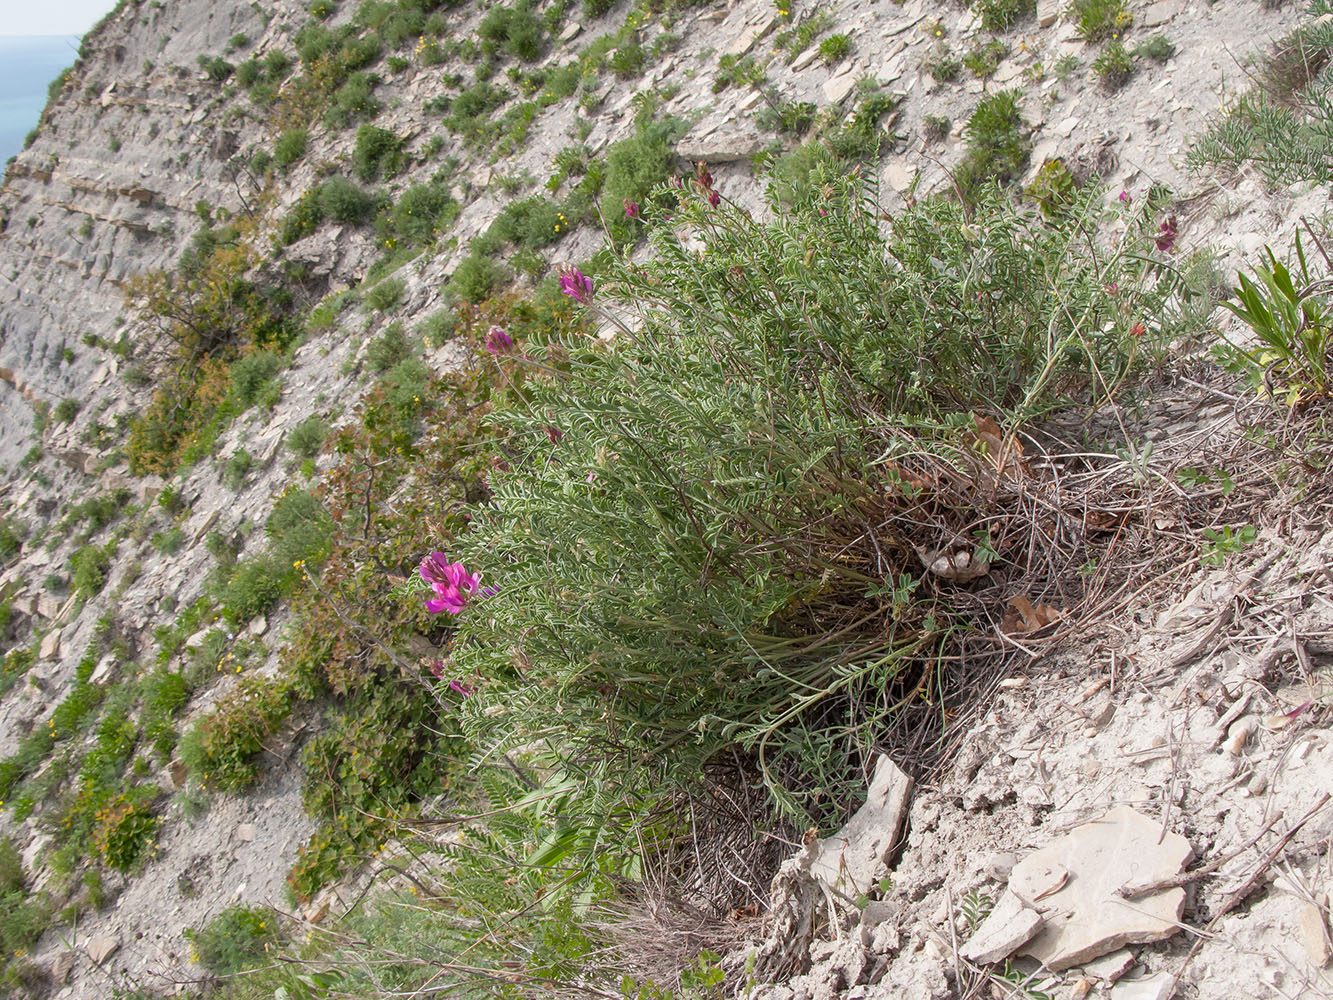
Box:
0 0 1327 996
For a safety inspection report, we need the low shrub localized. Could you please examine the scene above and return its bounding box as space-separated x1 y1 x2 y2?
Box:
366 277 406 313
273 128 308 169
188 905 283 976
71 543 112 597
178 676 292 791
353 125 405 181
231 350 284 407
288 415 330 458
954 89 1030 203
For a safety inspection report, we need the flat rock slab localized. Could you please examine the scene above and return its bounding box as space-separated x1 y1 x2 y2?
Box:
87 933 120 966
811 755 913 898
1011 806 1191 970
960 890 1044 964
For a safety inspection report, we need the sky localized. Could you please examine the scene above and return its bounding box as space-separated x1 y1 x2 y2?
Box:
0 0 118 37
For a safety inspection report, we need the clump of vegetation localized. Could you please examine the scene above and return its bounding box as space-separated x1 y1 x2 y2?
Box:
964 38 1008 78
1093 40 1135 89
954 89 1030 203
187 905 284 976
1072 0 1132 42
179 677 292 792
974 0 1036 30
819 33 853 64
353 124 405 181
273 128 308 169
1190 1 1333 184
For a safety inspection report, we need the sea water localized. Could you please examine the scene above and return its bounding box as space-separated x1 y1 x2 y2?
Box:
0 36 82 164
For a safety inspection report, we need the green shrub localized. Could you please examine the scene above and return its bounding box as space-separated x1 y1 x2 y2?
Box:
188 905 283 975
366 322 412 372
273 128 309 169
1093 40 1135 90
141 670 190 759
448 252 508 304
266 488 332 568
327 70 383 128
263 49 292 80
964 39 1008 78
608 41 646 78
92 791 159 872
583 0 617 16
317 175 376 226
223 449 253 489
199 55 234 82
954 89 1030 203
819 33 852 64
219 555 286 626
71 543 112 597
480 3 546 62
54 398 80 423
391 182 456 243
598 115 687 232
179 677 292 791
235 58 261 87
353 125 405 181
449 175 1183 826
974 0 1035 30
924 44 962 82
0 520 21 560
288 415 330 458
231 350 284 407
151 526 186 555
1135 33 1175 62
1072 0 1132 42
366 277 406 313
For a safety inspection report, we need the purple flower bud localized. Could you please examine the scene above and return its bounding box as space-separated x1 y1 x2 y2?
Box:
545 425 563 444
708 188 721 207
484 326 515 354
1118 190 1132 204
623 198 641 220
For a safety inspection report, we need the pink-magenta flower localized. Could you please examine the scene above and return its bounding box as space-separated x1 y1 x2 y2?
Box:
1154 215 1178 252
1118 190 1132 204
696 164 713 190
484 326 515 354
623 198 641 219
545 425 563 444
448 679 475 697
707 189 721 207
419 552 478 615
558 267 594 304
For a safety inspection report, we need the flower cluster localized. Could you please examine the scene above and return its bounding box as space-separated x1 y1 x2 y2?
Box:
559 266 594 304
419 553 479 614
1154 215 1178 252
485 326 515 354
623 198 641 220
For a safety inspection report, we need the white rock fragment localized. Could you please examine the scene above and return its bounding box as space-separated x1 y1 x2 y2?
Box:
1109 973 1176 1000
87 933 120 966
1226 716 1257 756
960 890 1044 964
811 755 913 898
1011 806 1191 971
39 626 62 660
1081 947 1136 983
1297 896 1332 967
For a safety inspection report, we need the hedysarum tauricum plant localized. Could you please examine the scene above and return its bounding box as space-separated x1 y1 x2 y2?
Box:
445 170 1191 830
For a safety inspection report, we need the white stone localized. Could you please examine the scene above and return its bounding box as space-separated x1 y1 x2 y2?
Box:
1011 806 1191 971
811 755 913 898
89 655 118 686
1038 0 1060 26
1109 974 1176 1000
960 890 1045 964
823 72 858 104
235 823 256 843
884 160 915 192
39 627 62 661
559 21 581 41
87 933 120 966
